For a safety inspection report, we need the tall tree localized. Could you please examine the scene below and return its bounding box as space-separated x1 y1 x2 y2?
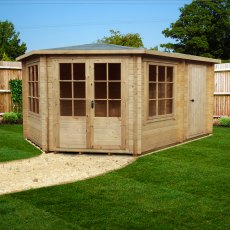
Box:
161 0 230 60
98 30 144 48
0 20 27 61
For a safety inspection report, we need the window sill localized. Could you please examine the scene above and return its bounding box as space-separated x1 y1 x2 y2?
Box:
28 112 40 119
145 114 175 124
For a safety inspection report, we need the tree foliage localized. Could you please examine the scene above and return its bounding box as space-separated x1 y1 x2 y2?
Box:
161 0 230 60
0 20 27 61
98 30 144 48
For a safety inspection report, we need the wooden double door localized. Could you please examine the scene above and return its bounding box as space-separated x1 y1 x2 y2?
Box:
57 60 125 151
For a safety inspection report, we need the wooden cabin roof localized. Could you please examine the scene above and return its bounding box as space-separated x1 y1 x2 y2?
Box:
17 43 220 63
47 43 145 51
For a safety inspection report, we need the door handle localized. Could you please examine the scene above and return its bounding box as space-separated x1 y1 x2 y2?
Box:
190 99 195 102
91 100 94 109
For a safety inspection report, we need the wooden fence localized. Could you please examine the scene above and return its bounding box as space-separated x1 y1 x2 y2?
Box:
0 61 22 115
214 63 230 118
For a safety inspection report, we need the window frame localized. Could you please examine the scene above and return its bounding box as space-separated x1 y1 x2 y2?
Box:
27 63 40 115
59 62 86 117
146 62 176 122
94 63 122 118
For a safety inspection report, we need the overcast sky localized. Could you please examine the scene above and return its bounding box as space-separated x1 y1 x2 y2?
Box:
1 0 192 52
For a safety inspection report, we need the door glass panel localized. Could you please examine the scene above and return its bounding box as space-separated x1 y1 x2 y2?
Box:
95 82 107 99
74 82 85 98
74 100 86 116
109 101 121 117
109 63 121 80
73 63 85 80
95 100 107 117
60 82 72 98
95 63 106 80
60 100 72 116
94 63 121 117
109 82 121 99
60 63 71 80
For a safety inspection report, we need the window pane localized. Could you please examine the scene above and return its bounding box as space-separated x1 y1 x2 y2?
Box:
29 67 32 81
35 82 39 97
29 83 32 96
33 99 36 113
60 63 71 80
35 65 38 81
166 83 173 98
166 99 173 114
95 100 107 117
149 65 157 81
109 63 121 80
109 82 121 99
109 100 121 117
73 63 85 80
158 66 165 82
60 82 72 98
35 99 39 114
29 98 33 112
149 100 156 117
158 100 166 115
30 67 34 81
158 83 165 99
149 83 156 99
95 63 106 80
37 99 40 114
95 82 107 99
167 67 173 82
74 100 86 116
74 82 85 99
60 100 72 116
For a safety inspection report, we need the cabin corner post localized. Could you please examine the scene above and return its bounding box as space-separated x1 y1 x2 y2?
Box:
206 64 215 134
176 61 187 142
22 62 29 138
133 56 142 155
39 56 48 151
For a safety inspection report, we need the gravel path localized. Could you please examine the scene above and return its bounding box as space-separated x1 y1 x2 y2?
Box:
0 153 135 195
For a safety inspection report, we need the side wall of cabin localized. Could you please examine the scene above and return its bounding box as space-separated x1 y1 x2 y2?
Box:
23 57 48 150
140 58 214 154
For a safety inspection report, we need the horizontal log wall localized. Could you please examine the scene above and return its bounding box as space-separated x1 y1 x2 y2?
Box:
0 61 22 114
214 64 230 117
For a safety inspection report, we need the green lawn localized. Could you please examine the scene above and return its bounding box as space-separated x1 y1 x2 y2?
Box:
0 124 41 162
0 127 229 229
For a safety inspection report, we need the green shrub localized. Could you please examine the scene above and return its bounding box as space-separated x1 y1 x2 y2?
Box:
218 117 230 127
9 79 22 113
2 112 22 124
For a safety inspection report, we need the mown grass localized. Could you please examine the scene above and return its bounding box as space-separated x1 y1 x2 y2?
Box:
0 127 229 229
0 124 41 162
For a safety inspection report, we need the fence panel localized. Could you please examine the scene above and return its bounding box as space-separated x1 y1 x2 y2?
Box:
0 61 22 114
214 64 230 117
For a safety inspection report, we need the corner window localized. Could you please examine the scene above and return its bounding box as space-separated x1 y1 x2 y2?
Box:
28 65 39 114
148 64 174 118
